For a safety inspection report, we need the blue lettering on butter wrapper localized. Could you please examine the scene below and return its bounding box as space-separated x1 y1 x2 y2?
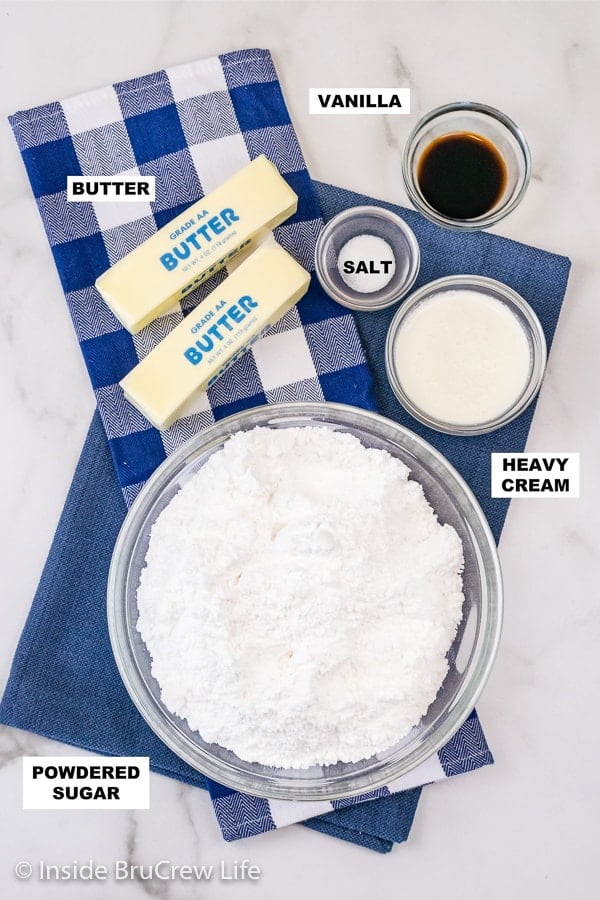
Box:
160 208 240 272
183 295 259 365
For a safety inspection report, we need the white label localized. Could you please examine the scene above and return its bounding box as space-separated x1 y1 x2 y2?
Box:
309 88 410 115
23 756 150 809
67 176 156 202
491 453 580 498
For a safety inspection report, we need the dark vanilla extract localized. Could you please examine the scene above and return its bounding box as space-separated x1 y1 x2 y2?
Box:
417 132 507 220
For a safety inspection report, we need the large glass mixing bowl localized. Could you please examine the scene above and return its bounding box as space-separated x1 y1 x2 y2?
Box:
107 402 502 801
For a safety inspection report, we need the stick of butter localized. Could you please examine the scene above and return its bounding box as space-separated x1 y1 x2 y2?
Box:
95 155 298 333
120 244 311 430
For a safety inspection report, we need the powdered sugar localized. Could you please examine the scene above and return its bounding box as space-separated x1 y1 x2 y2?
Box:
136 426 464 769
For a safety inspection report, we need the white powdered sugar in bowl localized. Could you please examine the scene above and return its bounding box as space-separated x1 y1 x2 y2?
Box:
136 426 465 769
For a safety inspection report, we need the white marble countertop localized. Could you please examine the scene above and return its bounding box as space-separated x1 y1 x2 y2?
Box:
1 1 598 897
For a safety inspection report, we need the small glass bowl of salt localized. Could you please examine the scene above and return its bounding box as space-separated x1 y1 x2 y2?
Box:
314 206 420 311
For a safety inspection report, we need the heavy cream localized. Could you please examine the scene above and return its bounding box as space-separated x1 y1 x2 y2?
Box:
392 289 531 425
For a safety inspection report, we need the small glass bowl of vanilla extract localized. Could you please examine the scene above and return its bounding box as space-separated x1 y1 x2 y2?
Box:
402 101 531 231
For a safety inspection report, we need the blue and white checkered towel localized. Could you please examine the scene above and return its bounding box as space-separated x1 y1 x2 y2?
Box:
9 49 493 844
10 49 374 506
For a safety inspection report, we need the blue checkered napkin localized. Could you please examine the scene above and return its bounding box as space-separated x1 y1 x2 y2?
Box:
9 49 375 508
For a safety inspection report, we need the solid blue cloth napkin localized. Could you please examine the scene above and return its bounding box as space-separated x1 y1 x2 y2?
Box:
0 178 570 853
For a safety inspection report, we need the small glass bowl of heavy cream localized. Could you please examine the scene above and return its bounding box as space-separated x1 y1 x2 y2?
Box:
385 275 547 435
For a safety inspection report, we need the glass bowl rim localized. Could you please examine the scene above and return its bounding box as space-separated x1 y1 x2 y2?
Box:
314 205 421 310
401 100 532 231
107 400 503 801
385 274 548 436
